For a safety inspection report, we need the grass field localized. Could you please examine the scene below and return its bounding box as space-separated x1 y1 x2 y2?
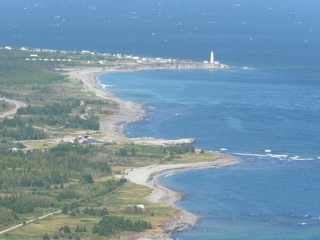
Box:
4 180 174 239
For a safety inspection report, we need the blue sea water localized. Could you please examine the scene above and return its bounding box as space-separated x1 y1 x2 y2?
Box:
1 0 320 239
99 68 320 239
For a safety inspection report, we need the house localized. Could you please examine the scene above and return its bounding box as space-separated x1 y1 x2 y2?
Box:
81 50 91 54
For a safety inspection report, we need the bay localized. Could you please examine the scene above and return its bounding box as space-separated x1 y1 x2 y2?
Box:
1 0 320 238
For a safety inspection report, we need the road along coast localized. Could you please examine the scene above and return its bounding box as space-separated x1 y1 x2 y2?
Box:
67 66 242 238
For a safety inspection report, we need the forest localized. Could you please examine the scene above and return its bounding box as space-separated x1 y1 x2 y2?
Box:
0 49 206 239
92 216 152 236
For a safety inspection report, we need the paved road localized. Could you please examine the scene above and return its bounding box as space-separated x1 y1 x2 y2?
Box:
0 211 61 235
0 97 26 118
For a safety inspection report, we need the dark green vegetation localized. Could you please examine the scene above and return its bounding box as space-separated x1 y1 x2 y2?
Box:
0 49 209 239
0 49 121 85
0 99 101 140
92 216 152 236
0 50 65 85
0 139 199 238
0 207 18 224
0 75 117 141
0 100 15 113
0 143 113 214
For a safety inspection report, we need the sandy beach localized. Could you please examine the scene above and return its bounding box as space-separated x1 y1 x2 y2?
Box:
68 67 241 238
126 156 241 235
68 67 146 142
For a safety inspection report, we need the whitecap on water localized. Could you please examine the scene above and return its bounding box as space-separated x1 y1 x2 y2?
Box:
235 153 267 158
266 154 288 159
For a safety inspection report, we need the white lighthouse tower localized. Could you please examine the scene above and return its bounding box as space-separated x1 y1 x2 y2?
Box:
210 51 214 64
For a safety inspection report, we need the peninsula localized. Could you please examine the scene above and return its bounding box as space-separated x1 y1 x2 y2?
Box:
0 47 239 240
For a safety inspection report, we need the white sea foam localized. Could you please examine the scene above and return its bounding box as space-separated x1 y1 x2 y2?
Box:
220 148 227 151
290 157 314 161
235 153 267 157
266 154 289 159
97 81 113 89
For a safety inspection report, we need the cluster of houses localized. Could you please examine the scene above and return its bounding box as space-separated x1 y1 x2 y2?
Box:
25 57 72 62
81 50 179 65
59 135 89 145
2 45 182 65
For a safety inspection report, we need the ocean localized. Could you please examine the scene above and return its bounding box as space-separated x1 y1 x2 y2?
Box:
2 0 320 239
99 68 320 239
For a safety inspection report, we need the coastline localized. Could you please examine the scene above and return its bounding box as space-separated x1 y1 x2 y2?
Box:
67 66 241 238
126 156 241 236
68 67 147 142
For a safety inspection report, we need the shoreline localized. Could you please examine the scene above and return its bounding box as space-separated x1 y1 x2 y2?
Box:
68 67 147 142
67 66 242 238
68 66 209 144
126 156 242 236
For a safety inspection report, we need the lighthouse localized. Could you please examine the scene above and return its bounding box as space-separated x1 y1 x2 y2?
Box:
210 51 214 64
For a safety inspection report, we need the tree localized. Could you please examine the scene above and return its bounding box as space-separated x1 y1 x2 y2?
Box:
82 174 94 184
64 226 71 233
53 233 59 240
200 149 204 154
62 205 68 214
43 232 50 240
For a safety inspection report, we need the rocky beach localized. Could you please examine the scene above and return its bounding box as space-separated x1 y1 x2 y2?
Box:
67 66 242 239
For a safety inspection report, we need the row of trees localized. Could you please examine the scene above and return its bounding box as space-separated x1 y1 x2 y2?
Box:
0 194 57 214
17 103 76 115
1 125 47 140
92 216 152 236
65 115 99 130
1 115 48 140
83 207 109 216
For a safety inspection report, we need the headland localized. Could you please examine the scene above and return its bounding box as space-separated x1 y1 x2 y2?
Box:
67 64 242 239
0 46 238 238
